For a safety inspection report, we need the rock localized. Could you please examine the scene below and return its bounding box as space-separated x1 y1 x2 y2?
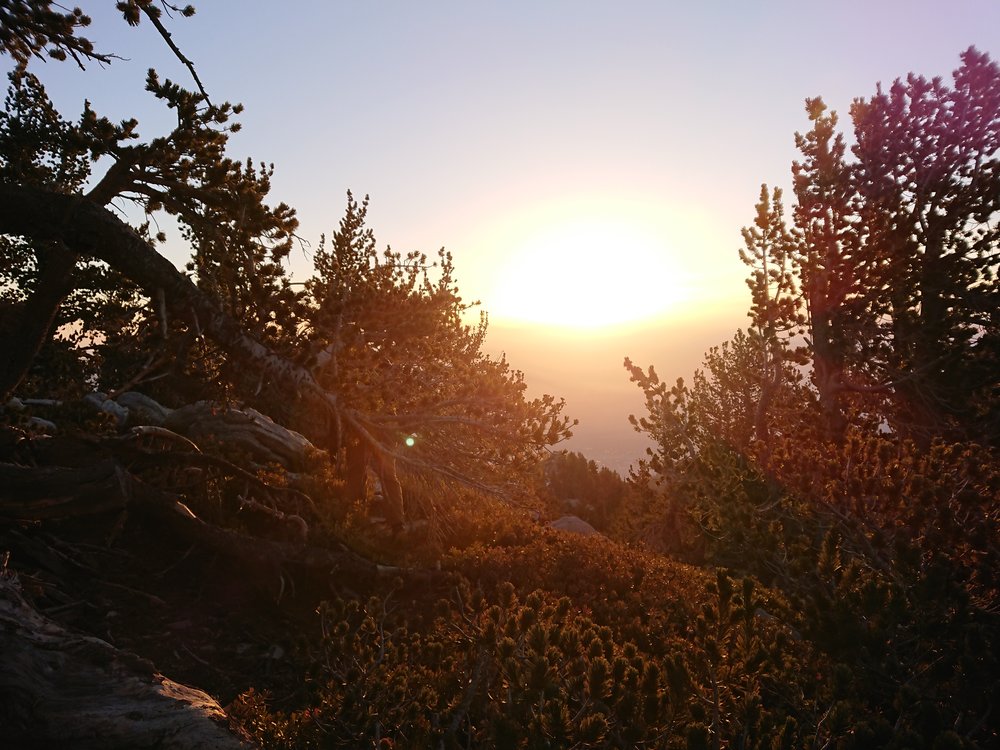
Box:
25 416 57 434
547 515 601 537
0 574 252 749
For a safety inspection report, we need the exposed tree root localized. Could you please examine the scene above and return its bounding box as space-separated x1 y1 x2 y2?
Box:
0 570 254 749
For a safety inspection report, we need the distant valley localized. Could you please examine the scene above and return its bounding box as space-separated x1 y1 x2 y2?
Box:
484 312 740 474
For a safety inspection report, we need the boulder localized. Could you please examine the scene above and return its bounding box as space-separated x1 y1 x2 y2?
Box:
0 574 252 749
547 515 601 537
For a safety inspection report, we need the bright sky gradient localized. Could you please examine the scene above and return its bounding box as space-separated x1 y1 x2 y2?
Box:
16 1 1000 468
24 2 1000 327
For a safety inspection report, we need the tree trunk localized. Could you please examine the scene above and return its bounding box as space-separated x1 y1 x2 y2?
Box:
0 240 77 402
809 304 847 442
0 183 347 444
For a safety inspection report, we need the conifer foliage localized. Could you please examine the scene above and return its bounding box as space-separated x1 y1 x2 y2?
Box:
0 2 571 485
0 5 997 749
627 48 1000 748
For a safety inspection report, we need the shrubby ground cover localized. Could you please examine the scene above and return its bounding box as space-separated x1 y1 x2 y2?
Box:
0 4 996 748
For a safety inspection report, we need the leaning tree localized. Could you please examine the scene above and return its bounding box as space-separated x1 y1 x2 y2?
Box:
0 0 572 497
0 4 573 745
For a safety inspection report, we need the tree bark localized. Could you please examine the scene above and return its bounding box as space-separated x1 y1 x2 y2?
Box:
164 401 318 471
809 304 847 442
0 240 78 402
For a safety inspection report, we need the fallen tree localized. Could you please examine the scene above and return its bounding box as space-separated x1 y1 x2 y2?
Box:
0 184 341 427
0 6 569 744
0 180 571 490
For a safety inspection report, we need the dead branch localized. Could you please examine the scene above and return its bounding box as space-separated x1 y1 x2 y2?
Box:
126 425 202 453
139 3 212 105
0 460 129 521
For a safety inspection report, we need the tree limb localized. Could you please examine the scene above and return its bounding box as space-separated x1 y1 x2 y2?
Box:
139 2 212 106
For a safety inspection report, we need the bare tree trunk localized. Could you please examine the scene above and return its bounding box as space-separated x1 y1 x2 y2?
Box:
0 240 77 402
0 183 343 441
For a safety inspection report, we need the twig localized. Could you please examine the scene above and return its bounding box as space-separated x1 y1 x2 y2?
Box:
125 425 202 453
108 351 171 399
140 4 212 105
95 578 167 608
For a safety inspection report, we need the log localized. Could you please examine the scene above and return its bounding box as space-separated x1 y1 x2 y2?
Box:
116 391 174 426
0 573 253 749
164 401 319 471
0 460 128 520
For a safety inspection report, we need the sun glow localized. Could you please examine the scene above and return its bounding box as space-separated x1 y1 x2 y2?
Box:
489 217 688 329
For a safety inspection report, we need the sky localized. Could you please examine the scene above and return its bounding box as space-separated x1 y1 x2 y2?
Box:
17 1 1000 471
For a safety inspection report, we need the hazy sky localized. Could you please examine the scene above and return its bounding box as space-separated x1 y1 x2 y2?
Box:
16 1 1000 469
26 2 1000 320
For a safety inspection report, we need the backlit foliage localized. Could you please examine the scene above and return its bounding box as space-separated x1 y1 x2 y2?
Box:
0 7 997 748
625 49 1000 748
300 193 574 498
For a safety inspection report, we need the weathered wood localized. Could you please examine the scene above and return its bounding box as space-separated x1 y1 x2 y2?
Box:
164 401 319 471
116 391 174 426
0 573 253 749
0 460 128 520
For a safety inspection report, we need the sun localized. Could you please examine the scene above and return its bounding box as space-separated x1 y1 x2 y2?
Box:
489 217 687 329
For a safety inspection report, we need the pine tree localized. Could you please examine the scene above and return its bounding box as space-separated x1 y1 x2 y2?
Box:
0 3 573 501
738 185 802 452
849 47 1000 443
302 193 574 500
791 98 859 441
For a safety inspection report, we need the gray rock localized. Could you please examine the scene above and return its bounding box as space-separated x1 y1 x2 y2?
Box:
25 416 57 434
547 515 601 537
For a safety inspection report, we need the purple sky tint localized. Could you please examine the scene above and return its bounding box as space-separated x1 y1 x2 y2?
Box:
13 1 999 469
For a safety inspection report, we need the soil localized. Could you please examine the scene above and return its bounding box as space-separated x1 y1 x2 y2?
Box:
2 508 327 715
